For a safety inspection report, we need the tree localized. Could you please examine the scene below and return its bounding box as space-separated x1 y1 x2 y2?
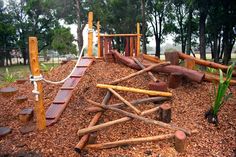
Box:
141 0 147 53
51 27 77 55
146 0 171 57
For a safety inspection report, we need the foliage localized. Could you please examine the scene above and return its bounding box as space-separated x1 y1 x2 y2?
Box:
3 68 16 83
51 27 77 55
212 63 235 116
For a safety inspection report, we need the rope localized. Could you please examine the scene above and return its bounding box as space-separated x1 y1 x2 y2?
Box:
30 74 43 101
42 46 85 84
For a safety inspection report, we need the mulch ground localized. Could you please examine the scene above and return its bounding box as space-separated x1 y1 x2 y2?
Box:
0 59 235 157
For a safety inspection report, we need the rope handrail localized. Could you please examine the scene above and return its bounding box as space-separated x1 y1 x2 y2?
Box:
42 46 85 84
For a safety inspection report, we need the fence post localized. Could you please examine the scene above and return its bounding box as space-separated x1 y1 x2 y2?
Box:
88 12 93 57
137 23 140 56
97 21 101 57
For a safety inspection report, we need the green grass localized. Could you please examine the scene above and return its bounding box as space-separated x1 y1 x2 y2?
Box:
0 62 59 87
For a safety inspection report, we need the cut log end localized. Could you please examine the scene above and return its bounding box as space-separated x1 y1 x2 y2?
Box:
165 52 179 65
168 73 183 89
174 130 186 152
74 147 82 154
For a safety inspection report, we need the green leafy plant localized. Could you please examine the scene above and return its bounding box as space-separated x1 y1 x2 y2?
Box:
40 63 50 72
205 63 235 125
3 68 16 83
206 67 218 74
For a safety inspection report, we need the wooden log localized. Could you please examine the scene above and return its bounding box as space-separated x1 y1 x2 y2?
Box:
133 58 158 82
104 53 115 63
85 130 198 150
87 132 97 144
86 97 168 113
74 91 112 153
148 81 168 92
184 58 195 70
16 96 28 104
112 50 204 83
204 73 236 86
78 99 162 136
142 54 161 63
174 130 186 152
178 51 236 70
165 52 179 65
19 108 34 123
168 73 183 89
108 88 141 114
159 104 171 123
97 84 172 97
90 101 191 135
109 62 169 85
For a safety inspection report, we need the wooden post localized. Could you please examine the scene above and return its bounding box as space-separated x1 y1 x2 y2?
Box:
159 104 171 123
184 58 195 70
104 37 108 54
168 73 183 89
137 23 140 56
174 130 186 152
87 12 93 57
29 37 46 130
97 21 101 57
100 37 104 57
125 37 130 56
165 52 179 65
130 37 133 56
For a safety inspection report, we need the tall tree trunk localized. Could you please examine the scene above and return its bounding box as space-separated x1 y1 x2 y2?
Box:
213 32 219 62
222 25 230 65
155 34 160 57
76 0 84 53
199 11 207 60
141 0 147 54
186 7 193 55
180 27 185 53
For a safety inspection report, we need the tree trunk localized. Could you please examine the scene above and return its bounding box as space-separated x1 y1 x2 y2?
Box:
186 7 193 55
222 24 230 65
76 0 84 53
141 0 147 54
213 32 219 63
199 11 207 60
155 34 161 58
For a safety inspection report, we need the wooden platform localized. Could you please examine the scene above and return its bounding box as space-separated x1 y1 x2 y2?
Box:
46 57 94 126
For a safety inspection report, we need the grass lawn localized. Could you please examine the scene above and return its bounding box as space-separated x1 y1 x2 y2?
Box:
0 62 59 87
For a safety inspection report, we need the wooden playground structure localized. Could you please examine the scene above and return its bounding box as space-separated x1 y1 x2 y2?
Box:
0 11 235 156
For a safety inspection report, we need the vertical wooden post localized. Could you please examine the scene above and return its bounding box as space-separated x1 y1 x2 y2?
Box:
97 21 101 57
104 37 108 54
29 37 46 130
87 12 93 57
100 37 104 57
136 23 140 56
130 37 133 56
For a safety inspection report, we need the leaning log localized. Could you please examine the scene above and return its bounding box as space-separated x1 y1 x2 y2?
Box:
74 91 112 153
86 97 169 113
85 130 198 150
112 50 204 83
97 84 172 97
141 54 161 63
90 101 191 135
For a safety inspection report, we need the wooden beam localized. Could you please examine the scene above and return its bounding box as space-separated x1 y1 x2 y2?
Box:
142 54 161 63
97 84 172 97
91 101 191 135
108 88 141 114
29 37 46 130
133 58 158 82
85 130 198 149
99 34 140 37
109 62 168 85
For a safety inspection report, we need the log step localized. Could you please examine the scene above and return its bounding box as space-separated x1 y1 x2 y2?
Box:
0 87 18 97
16 96 28 104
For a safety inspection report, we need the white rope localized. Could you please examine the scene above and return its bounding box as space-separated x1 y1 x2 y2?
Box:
42 46 85 84
30 74 43 101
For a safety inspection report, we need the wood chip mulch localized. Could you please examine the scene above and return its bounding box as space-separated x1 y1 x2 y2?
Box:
0 60 235 157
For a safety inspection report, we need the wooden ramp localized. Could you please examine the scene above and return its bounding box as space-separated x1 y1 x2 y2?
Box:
46 57 94 126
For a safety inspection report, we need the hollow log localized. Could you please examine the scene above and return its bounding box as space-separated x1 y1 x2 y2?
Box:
78 99 162 136
133 58 158 82
74 91 112 153
112 50 204 83
96 84 172 97
86 97 169 113
90 101 191 135
108 88 141 114
204 73 236 86
165 52 179 65
85 130 198 150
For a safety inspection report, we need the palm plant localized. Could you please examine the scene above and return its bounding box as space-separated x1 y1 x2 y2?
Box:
3 68 16 83
205 63 235 125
